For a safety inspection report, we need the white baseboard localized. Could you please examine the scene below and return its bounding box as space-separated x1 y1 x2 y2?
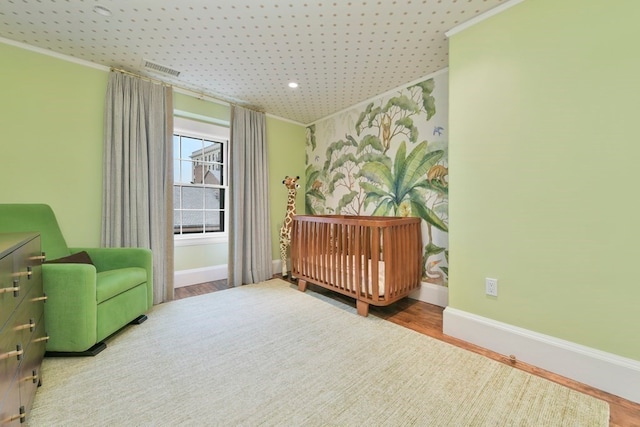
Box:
174 265 227 288
176 261 284 288
443 307 640 404
272 259 283 275
410 282 449 307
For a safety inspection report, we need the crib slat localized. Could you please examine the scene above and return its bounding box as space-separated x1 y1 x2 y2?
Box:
371 226 380 301
320 219 331 283
340 223 347 292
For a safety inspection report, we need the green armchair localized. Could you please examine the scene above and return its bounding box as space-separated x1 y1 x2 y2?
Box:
0 204 152 355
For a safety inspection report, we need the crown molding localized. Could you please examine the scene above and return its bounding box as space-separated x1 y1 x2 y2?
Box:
445 0 526 38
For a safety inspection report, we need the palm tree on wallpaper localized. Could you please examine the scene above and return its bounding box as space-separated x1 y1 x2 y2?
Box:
359 141 449 283
359 141 447 229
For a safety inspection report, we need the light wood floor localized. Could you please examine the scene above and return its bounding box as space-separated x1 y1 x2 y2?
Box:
174 276 640 427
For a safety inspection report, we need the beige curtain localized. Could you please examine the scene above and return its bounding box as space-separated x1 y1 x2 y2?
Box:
102 71 174 304
228 106 273 286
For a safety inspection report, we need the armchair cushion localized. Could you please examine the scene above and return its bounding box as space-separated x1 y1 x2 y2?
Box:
74 247 153 309
96 267 147 304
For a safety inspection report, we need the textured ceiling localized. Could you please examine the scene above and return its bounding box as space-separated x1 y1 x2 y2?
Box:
0 0 506 124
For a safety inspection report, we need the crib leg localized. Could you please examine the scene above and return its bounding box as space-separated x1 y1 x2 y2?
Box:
356 300 370 317
298 279 307 292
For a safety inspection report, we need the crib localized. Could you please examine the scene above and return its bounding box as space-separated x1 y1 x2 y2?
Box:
291 215 422 316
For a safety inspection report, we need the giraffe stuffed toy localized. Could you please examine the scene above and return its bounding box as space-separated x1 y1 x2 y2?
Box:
279 175 300 277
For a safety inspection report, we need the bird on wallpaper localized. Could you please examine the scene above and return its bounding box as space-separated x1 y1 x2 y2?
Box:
424 260 445 285
433 126 444 136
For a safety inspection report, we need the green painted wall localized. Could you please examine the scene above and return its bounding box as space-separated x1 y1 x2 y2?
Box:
174 243 229 271
173 92 230 124
0 43 107 247
448 0 640 360
267 117 306 259
1 42 306 274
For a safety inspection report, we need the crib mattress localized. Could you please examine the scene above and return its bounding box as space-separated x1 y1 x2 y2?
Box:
304 255 386 296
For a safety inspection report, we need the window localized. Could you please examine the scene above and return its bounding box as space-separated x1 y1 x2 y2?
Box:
173 117 229 242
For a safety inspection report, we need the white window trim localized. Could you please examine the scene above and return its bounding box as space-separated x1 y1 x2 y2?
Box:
174 233 228 247
173 116 230 242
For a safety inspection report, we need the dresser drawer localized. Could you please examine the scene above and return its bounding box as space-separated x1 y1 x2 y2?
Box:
0 371 23 426
9 283 45 349
0 327 22 411
0 255 19 331
11 237 42 304
19 317 47 422
0 237 42 332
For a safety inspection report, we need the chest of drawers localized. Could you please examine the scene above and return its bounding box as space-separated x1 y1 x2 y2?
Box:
0 233 47 426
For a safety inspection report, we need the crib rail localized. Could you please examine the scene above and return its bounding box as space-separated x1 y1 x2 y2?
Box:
291 215 422 308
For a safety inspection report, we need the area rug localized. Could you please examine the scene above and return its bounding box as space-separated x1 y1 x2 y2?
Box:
28 279 608 426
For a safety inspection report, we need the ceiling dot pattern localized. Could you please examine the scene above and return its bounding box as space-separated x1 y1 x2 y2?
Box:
1 0 505 124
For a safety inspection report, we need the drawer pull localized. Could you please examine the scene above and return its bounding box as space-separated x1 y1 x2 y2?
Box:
0 345 23 361
31 294 49 302
0 285 20 294
14 319 35 332
13 270 31 279
6 406 26 423
33 335 50 343
23 370 39 384
31 294 48 302
31 253 46 263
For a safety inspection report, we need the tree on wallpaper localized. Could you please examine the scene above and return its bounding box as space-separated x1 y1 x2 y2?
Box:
306 77 448 285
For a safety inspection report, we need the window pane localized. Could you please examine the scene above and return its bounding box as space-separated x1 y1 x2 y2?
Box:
204 188 221 209
217 164 224 185
180 136 203 160
181 186 204 209
173 185 181 207
203 139 215 151
205 210 223 232
173 210 181 233
173 157 182 183
181 210 203 233
193 162 221 185
176 160 193 184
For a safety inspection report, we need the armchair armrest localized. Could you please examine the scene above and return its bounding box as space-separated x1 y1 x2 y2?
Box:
71 247 153 309
42 263 98 352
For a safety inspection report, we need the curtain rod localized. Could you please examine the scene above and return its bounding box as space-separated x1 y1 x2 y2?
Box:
109 67 264 113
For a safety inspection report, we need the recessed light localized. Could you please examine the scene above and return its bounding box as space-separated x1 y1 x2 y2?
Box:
93 5 112 17
288 82 299 89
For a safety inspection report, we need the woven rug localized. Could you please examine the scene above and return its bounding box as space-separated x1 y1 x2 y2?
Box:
28 279 609 426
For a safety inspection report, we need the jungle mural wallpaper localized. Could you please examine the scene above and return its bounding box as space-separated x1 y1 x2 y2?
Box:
305 71 449 286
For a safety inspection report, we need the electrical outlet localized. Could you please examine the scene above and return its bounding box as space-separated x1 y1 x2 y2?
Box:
485 278 498 297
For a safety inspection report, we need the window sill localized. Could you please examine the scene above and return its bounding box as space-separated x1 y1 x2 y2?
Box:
174 234 228 247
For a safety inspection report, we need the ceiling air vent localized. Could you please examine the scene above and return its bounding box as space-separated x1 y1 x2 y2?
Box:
142 59 181 77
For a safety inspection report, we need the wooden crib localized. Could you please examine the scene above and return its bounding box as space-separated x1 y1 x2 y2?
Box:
291 215 422 316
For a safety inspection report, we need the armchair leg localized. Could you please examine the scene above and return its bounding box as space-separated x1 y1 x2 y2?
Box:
130 314 148 325
46 342 107 357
